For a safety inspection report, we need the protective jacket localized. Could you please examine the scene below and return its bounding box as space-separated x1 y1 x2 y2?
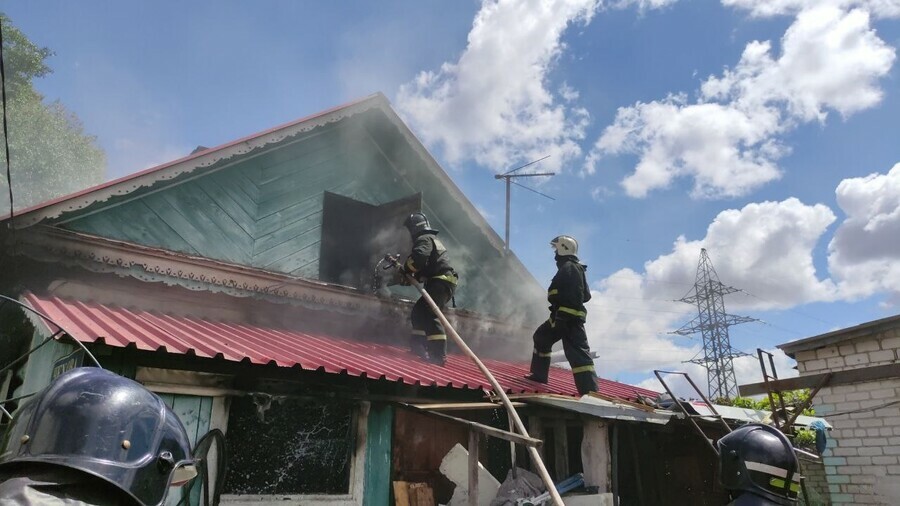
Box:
547 255 590 321
404 232 456 283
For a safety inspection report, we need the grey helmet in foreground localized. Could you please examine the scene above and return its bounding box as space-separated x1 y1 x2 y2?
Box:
404 212 438 237
551 235 578 256
0 367 197 506
717 423 800 505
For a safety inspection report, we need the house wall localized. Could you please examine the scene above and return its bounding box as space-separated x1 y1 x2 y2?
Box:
793 329 900 505
800 454 832 506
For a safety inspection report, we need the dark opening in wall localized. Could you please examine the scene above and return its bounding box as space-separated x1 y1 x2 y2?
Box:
319 192 421 290
223 396 355 495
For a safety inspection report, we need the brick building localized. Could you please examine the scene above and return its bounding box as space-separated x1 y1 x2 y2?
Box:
777 314 900 505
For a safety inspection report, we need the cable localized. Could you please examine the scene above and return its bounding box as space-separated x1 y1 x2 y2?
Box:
0 294 102 368
0 17 13 221
821 399 900 418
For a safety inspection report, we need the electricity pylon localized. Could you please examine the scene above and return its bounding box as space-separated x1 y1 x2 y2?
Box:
671 248 756 400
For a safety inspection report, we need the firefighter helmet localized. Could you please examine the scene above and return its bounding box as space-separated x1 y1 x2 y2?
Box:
0 367 197 506
404 212 437 237
717 423 800 505
551 235 578 256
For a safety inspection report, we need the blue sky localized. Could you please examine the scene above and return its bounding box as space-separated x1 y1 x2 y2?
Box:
4 0 899 392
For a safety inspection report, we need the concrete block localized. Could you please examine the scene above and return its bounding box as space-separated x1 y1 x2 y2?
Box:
839 344 857 356
847 456 872 465
869 350 896 363
884 446 900 456
872 456 898 465
560 494 614 506
847 391 871 401
796 350 818 362
850 474 877 484
824 456 847 466
859 419 884 428
882 336 900 349
845 353 869 366
863 437 888 446
837 465 861 474
805 358 827 371
873 481 900 504
828 474 850 484
818 346 841 358
855 340 881 353
832 448 858 457
829 493 852 503
822 393 846 404
891 437 900 445
832 419 859 429
889 465 900 475
833 385 857 394
840 438 863 447
858 447 883 456
827 357 846 369
870 388 897 399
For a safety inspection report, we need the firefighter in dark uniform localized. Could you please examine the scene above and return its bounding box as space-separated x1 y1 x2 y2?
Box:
525 235 598 396
717 423 801 505
401 212 458 366
0 367 197 506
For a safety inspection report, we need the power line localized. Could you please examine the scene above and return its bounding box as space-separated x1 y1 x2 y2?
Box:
0 17 14 222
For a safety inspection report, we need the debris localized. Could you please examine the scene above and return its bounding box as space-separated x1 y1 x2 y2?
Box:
393 481 435 506
490 467 544 506
439 443 500 506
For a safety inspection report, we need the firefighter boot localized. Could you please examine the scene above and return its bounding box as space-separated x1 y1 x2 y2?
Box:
426 337 446 366
525 350 550 383
409 334 428 360
573 368 598 396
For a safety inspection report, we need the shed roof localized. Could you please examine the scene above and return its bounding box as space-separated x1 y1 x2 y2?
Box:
23 292 658 400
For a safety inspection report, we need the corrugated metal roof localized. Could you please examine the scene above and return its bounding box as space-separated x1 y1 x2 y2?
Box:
22 293 658 400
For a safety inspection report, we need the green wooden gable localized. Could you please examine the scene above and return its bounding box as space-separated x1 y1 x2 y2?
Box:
31 96 543 317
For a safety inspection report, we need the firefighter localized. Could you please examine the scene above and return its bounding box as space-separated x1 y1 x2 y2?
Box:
401 212 458 366
525 235 598 396
0 367 197 505
717 423 801 505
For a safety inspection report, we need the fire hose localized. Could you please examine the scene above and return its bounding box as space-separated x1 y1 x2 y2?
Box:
380 255 564 506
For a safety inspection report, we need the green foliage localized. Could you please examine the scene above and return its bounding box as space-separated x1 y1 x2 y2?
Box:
724 390 815 416
0 13 105 211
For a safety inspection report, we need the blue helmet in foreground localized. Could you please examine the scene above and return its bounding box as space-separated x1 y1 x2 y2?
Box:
0 367 196 506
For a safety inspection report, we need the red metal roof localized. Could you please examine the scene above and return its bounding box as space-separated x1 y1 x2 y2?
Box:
23 293 657 400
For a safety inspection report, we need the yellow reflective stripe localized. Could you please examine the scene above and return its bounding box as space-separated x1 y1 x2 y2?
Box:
572 365 595 374
548 289 558 296
405 258 419 273
411 330 426 336
558 306 586 318
533 350 552 358
769 478 800 493
427 334 446 341
432 273 458 285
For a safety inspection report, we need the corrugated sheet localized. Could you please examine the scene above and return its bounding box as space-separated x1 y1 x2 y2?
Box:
23 293 657 400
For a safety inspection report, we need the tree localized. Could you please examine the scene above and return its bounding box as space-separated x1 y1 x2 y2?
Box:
0 13 105 213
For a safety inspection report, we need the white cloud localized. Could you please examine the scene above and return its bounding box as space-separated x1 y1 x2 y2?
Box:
723 0 900 19
397 0 601 173
587 5 896 199
586 198 835 391
828 163 900 302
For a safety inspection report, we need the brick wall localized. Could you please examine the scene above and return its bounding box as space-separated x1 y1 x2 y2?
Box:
793 328 900 505
800 455 831 506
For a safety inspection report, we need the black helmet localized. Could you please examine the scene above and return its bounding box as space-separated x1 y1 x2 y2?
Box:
0 368 197 506
404 212 437 237
717 423 800 505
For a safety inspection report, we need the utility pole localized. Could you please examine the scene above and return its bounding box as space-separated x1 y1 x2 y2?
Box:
494 155 554 251
671 248 756 400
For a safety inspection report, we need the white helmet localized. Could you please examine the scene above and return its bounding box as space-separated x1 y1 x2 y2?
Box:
551 235 578 256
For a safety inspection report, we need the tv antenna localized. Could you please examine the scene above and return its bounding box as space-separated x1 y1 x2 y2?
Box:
494 155 554 251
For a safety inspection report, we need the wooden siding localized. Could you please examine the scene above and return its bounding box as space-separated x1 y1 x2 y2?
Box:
51 112 542 316
60 124 408 279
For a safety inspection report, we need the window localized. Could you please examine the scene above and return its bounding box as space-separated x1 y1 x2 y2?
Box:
223 396 356 495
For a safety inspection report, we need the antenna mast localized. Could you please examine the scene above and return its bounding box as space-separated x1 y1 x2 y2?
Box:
671 248 757 400
494 155 554 251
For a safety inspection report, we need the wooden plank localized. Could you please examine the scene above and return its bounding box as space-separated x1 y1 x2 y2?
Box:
200 174 257 232
254 192 323 237
393 481 410 506
409 483 435 506
253 198 324 255
257 163 345 217
468 431 479 506
553 421 568 480
363 404 393 506
739 363 900 396
158 186 251 263
411 402 526 411
399 404 542 448
257 225 322 272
